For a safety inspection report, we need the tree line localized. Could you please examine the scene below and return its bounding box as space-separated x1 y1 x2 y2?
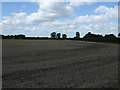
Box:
50 31 80 39
1 32 120 43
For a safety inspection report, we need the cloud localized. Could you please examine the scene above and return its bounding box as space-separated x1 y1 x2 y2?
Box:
2 12 27 25
2 18 118 37
40 20 118 37
74 5 118 23
26 2 74 24
3 3 116 26
95 6 109 13
95 5 118 19
1 2 118 37
68 0 97 7
30 1 74 24
75 15 106 23
2 1 74 25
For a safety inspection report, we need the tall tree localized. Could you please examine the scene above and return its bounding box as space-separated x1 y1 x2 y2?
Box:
56 33 61 39
76 31 80 39
118 33 120 38
50 32 56 38
62 34 67 39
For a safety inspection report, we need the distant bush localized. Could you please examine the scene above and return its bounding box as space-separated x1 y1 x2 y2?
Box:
83 32 118 43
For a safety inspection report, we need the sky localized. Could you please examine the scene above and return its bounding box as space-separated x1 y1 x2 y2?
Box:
1 1 119 38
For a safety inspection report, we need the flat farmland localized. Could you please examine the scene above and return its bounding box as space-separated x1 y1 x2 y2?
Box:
2 40 118 88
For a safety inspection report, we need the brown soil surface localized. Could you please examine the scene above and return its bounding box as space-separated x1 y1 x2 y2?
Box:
2 40 118 88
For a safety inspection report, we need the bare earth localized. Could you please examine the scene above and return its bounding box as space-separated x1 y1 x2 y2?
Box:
2 40 118 88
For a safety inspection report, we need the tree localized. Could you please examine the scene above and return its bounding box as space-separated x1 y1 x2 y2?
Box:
104 34 116 38
104 34 117 43
76 31 80 39
83 32 92 40
62 34 67 39
10 35 14 39
56 33 61 39
83 32 103 42
118 33 120 38
17 34 25 39
50 32 56 38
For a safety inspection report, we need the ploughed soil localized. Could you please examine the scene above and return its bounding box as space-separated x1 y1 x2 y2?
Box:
2 40 118 88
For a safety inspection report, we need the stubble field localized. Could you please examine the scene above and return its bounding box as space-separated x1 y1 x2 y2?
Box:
2 40 118 88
